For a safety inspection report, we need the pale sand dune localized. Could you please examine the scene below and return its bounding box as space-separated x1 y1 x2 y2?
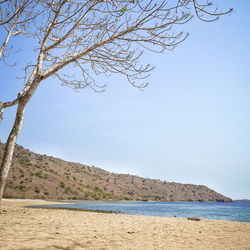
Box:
1 199 250 250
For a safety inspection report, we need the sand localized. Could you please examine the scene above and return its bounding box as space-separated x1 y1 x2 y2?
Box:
0 199 250 250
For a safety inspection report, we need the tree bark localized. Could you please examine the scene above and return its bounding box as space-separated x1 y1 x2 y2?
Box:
0 101 26 207
0 75 41 207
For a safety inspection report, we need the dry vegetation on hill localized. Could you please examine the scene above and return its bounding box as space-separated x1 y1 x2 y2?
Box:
0 143 231 202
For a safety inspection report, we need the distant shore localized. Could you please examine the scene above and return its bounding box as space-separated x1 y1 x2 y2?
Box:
1 199 250 249
233 199 250 202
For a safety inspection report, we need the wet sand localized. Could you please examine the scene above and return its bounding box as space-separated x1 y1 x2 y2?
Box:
1 199 250 249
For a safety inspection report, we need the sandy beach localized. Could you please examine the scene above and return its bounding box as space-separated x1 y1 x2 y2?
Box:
1 199 250 250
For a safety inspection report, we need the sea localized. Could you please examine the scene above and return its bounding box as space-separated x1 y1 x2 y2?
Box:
35 201 250 223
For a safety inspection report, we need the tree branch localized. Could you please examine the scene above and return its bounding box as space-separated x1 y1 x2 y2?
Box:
0 97 20 124
0 1 28 26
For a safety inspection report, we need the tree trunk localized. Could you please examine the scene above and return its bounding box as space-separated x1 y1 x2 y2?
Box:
0 101 26 207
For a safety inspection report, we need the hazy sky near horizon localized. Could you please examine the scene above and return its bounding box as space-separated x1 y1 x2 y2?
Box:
0 0 249 200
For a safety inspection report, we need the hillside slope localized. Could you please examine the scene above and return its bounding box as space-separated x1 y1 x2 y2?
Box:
0 143 232 202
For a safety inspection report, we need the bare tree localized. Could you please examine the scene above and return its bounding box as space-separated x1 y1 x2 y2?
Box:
0 0 232 205
0 0 40 60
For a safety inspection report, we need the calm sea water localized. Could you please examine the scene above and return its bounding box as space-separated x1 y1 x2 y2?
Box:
38 201 250 222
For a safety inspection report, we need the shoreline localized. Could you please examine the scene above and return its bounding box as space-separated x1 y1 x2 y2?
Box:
1 199 250 249
18 198 250 223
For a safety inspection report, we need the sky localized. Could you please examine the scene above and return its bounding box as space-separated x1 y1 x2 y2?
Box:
0 0 249 200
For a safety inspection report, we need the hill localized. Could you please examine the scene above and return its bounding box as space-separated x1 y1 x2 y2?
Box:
0 143 232 202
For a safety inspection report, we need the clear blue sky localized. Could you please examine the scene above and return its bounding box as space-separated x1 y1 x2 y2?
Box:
1 0 249 200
